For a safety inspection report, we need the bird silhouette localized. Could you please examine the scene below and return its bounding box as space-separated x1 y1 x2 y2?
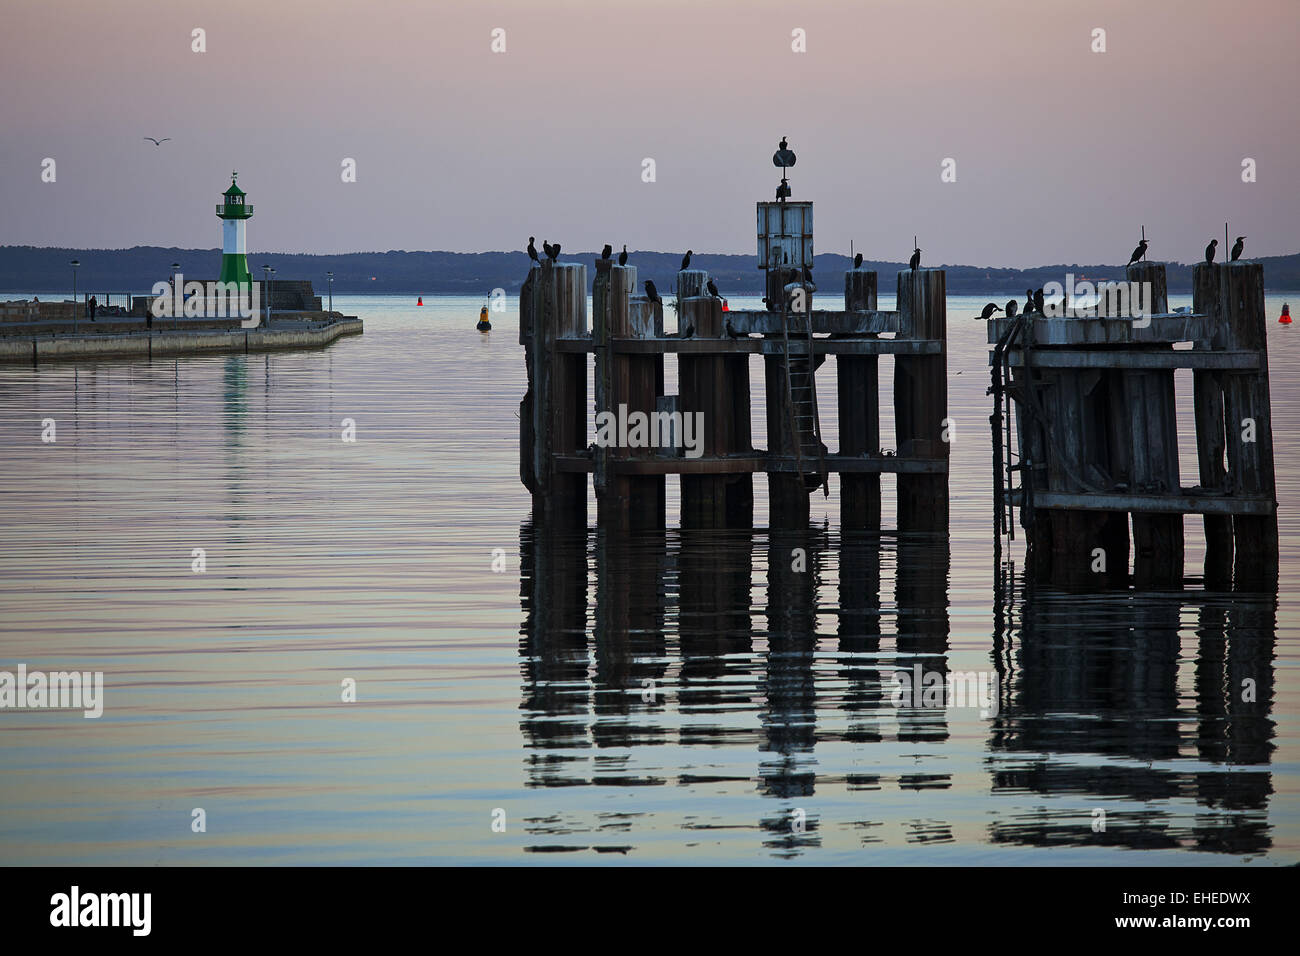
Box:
1033 288 1045 315
1231 236 1246 261
706 278 720 298
681 250 692 271
601 243 612 260
1024 289 1035 314
541 240 553 259
776 180 791 200
1127 239 1148 267
1205 238 1217 264
546 242 561 261
853 252 863 269
725 318 742 338
644 280 661 304
682 322 695 339
909 247 921 270
618 244 628 266
527 237 540 264
1005 299 1018 318
143 137 171 146
979 302 1003 320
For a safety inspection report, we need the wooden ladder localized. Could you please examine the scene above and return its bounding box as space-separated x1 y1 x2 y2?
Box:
780 288 828 496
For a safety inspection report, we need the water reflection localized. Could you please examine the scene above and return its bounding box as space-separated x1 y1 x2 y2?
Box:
519 523 1275 858
990 569 1276 853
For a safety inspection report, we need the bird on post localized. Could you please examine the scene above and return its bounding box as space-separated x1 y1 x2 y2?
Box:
853 252 863 269
706 278 720 298
682 322 696 339
776 180 791 200
1024 288 1035 314
541 241 553 260
725 318 742 338
546 242 561 261
681 250 692 271
1127 238 1148 267
1005 299 1018 319
527 237 540 264
644 279 661 305
1033 288 1045 315
1231 236 1246 261
979 302 1003 320
618 244 628 266
909 247 921 271
601 243 612 261
1205 238 1217 264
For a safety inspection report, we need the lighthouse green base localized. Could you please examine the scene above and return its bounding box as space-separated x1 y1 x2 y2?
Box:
219 254 251 287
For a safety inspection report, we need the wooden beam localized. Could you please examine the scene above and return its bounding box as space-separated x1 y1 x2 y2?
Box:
1025 490 1274 516
1002 349 1259 370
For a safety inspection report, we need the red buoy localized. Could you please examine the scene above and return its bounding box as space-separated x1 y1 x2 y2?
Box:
1280 303 1291 324
417 296 423 306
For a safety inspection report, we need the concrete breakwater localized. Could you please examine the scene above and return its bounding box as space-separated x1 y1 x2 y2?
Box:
0 315 363 364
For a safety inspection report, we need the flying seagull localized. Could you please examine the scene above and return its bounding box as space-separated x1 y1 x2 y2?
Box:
1204 238 1217 264
143 137 171 146
1231 236 1246 261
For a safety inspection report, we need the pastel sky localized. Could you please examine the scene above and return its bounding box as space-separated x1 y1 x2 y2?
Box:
2 0 1297 267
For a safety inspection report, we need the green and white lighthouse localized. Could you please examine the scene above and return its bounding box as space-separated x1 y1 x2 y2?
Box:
216 171 253 286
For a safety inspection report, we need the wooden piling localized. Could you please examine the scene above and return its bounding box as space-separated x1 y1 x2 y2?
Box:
839 270 880 529
894 268 948 534
531 260 588 527
680 294 753 527
1192 264 1233 587
1124 262 1182 588
1199 262 1279 589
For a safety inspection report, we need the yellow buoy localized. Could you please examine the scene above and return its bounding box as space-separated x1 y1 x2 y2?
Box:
477 305 491 332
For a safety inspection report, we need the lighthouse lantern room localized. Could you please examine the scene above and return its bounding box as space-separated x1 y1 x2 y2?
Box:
216 172 254 287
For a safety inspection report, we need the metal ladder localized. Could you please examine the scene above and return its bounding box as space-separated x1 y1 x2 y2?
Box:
780 288 828 496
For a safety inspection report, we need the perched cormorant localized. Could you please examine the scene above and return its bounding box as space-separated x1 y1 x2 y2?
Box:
1033 288 1045 315
802 264 814 284
1005 299 1018 319
1231 236 1246 261
776 180 791 200
1024 288 1035 314
979 302 1003 320
1127 239 1148 267
853 252 864 269
644 279 661 304
682 322 695 339
601 243 612 260
706 278 720 298
725 318 742 338
527 237 540 264
618 244 628 266
1205 238 1217 264
681 250 692 271
909 247 921 271
541 240 553 259
546 241 561 261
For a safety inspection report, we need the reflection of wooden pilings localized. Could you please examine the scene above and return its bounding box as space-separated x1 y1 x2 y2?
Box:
531 260 587 526
680 294 753 527
1124 262 1182 587
1194 262 1278 590
895 269 948 533
839 271 880 529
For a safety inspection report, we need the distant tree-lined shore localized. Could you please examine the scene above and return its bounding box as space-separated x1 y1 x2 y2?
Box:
4 245 1300 296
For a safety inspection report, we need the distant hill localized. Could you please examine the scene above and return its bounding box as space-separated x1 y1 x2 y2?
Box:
4 245 1300 296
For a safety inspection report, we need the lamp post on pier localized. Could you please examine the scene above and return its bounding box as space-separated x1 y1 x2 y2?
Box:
70 259 80 333
326 271 334 314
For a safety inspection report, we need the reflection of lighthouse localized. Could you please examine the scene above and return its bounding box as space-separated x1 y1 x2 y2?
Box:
216 172 253 286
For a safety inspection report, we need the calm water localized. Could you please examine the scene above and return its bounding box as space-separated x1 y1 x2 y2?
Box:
0 289 1297 865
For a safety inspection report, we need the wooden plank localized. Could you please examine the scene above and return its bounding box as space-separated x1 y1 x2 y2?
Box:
989 313 1210 347
1002 349 1258 370
1025 490 1274 516
553 453 949 476
556 337 940 355
726 308 897 335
